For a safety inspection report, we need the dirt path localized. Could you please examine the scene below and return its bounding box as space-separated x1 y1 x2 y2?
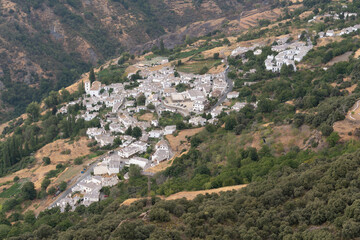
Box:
333 99 360 140
121 184 248 206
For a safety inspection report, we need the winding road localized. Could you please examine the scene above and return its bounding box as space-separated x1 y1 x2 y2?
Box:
349 100 360 120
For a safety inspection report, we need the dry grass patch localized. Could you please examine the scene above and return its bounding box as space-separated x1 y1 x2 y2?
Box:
355 48 360 59
121 184 247 206
327 51 353 66
166 127 204 153
165 184 248 201
138 113 156 122
244 124 318 153
0 137 92 191
35 138 91 165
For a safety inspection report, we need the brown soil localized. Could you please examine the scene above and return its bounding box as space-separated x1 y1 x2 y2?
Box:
0 137 91 191
145 128 204 174
245 124 319 153
355 48 360 58
166 127 204 153
138 113 156 121
334 100 360 141
345 84 357 94
121 184 248 206
166 184 247 200
327 51 353 66
145 150 188 174
317 36 345 48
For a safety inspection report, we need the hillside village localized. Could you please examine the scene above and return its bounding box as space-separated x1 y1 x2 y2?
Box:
44 6 360 211
54 60 238 210
51 28 329 211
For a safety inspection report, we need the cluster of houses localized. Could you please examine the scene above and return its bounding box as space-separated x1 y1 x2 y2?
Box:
53 54 264 211
230 45 264 58
56 135 174 211
265 38 313 72
133 66 229 115
308 12 357 23
318 23 360 38
56 174 120 211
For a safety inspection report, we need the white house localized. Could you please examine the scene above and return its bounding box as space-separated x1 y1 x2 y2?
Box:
149 130 163 138
227 91 239 99
87 128 105 138
94 135 115 147
129 157 149 169
254 49 262 55
94 163 108 175
232 102 247 111
151 120 159 127
152 149 170 164
193 100 205 112
164 125 176 135
90 81 102 97
189 116 207 126
326 30 335 37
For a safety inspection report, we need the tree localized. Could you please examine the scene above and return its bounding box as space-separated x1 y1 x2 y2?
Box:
213 53 220 59
36 225 53 239
44 91 60 109
258 99 276 113
320 123 333 137
225 117 236 130
322 50 333 63
42 157 51 165
0 225 11 239
280 64 294 76
48 186 56 195
41 178 51 190
234 124 245 135
114 137 122 147
176 121 186 130
327 132 340 147
125 126 133 136
24 211 36 225
248 147 259 161
74 157 83 165
132 126 142 139
26 102 40 122
149 208 170 222
89 68 96 83
61 88 71 102
137 94 146 106
129 164 142 179
160 39 165 54
13 176 19 182
147 103 155 110
199 66 209 75
59 181 67 192
22 182 36 200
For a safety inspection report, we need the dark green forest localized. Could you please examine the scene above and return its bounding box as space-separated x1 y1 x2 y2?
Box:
2 142 360 239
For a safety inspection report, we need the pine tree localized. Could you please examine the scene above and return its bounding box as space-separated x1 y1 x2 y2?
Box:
160 39 165 54
89 68 96 83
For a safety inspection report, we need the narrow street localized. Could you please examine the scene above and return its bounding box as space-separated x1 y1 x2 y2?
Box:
208 66 233 112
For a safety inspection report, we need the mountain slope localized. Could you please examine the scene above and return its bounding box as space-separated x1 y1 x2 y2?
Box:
0 0 282 121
